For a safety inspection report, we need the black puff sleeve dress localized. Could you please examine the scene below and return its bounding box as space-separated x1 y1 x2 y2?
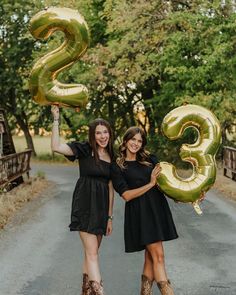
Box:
65 141 111 235
111 155 178 252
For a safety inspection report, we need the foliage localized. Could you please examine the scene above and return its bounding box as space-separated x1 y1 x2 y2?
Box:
0 0 46 155
1 0 236 163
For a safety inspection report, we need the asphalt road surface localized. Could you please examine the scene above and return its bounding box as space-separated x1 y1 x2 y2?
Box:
0 163 235 295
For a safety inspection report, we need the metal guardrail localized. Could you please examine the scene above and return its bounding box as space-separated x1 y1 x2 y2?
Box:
0 149 32 187
223 146 236 181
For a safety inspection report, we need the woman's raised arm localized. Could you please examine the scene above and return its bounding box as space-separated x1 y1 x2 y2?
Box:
51 105 74 156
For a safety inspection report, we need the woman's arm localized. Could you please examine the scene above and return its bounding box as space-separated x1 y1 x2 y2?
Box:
106 180 114 236
108 180 114 217
51 105 74 156
122 164 161 202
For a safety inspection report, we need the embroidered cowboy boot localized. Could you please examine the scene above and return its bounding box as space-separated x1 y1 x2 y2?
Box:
140 274 153 295
89 280 105 295
157 280 175 295
81 273 91 295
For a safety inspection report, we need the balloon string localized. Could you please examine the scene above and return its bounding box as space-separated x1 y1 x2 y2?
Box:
192 201 203 215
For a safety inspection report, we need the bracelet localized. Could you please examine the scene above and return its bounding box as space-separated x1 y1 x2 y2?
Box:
108 215 113 221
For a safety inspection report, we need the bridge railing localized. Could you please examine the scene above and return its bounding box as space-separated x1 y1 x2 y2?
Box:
0 149 32 188
223 146 236 181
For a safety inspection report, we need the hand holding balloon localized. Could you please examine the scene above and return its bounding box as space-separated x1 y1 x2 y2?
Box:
150 164 162 187
51 105 60 121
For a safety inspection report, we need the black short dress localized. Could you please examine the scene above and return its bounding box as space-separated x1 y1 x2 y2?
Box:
65 141 110 235
111 155 178 252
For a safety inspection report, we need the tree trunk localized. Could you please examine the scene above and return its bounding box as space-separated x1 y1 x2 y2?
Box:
62 113 73 129
141 87 156 136
108 96 115 133
15 113 37 157
34 126 40 135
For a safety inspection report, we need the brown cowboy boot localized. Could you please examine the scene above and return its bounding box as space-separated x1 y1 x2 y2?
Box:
140 274 153 295
89 280 105 295
157 280 175 295
81 273 91 295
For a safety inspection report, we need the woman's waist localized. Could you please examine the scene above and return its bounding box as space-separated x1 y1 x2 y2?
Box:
79 175 109 184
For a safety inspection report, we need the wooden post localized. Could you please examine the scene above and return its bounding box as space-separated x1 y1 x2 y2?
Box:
0 108 17 155
0 122 4 157
223 146 236 181
0 108 23 187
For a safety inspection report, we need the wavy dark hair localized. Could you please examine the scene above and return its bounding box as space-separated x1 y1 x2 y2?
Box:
88 118 114 163
117 126 151 169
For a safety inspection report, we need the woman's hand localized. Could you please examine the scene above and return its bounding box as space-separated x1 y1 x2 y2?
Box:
106 220 113 236
150 164 162 187
51 105 60 120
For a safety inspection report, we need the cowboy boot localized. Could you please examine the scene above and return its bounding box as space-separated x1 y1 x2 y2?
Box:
140 274 153 295
157 280 175 295
81 273 91 295
89 280 105 295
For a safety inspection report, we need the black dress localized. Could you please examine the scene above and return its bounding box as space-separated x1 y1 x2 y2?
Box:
65 141 110 235
111 155 178 253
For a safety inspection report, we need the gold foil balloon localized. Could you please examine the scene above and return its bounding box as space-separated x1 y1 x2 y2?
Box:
157 104 221 214
29 7 90 108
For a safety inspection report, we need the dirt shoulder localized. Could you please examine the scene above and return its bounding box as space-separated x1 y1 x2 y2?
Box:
0 177 55 229
214 168 236 201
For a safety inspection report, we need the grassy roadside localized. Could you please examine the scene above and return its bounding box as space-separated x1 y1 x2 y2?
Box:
0 176 54 229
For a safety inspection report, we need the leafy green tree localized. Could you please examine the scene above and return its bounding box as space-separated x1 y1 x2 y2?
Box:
2 0 235 162
0 0 46 155
81 0 236 159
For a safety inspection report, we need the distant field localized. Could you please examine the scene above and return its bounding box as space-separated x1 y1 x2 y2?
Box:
13 135 66 155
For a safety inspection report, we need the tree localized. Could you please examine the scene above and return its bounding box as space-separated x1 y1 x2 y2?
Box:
2 0 235 160
76 0 236 158
0 0 46 155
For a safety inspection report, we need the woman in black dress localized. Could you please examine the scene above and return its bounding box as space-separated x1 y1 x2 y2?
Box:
51 105 114 295
111 127 178 295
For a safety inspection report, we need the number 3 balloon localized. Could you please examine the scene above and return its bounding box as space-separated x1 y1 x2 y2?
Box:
29 7 90 108
157 104 221 214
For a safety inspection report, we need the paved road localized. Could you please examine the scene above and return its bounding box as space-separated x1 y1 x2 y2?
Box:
0 163 236 295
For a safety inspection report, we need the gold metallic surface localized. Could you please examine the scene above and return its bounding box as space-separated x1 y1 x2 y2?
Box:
29 7 90 108
157 105 221 204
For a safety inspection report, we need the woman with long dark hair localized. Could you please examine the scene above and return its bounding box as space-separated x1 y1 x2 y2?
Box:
51 105 114 295
111 126 178 295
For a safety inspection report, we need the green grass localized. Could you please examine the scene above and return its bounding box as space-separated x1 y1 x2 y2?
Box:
13 135 67 154
13 135 69 163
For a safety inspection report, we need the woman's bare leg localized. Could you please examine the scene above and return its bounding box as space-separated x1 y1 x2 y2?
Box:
146 241 168 282
142 249 154 280
79 231 101 281
97 234 103 249
82 234 103 275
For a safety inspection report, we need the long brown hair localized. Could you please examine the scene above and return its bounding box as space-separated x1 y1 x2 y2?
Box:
88 118 114 162
117 126 151 169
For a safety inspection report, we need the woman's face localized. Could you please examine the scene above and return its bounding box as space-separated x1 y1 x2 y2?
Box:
126 132 143 154
95 124 110 148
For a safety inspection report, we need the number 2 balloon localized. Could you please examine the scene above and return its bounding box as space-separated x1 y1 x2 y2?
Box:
29 7 90 108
